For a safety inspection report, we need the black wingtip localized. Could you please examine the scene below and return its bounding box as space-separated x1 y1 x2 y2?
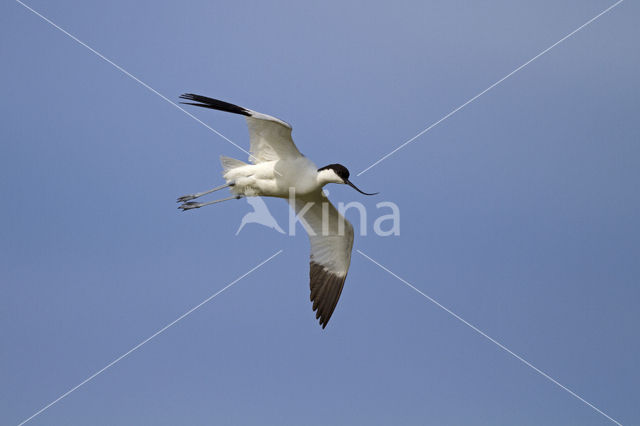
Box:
179 101 205 108
310 262 346 329
179 93 251 117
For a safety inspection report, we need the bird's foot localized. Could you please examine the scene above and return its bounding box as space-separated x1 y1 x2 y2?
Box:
178 201 201 211
177 194 198 203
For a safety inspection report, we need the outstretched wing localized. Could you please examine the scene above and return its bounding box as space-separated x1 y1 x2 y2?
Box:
180 93 303 164
289 190 354 328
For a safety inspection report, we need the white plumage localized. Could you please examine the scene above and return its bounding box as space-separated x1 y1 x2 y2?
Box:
177 93 376 328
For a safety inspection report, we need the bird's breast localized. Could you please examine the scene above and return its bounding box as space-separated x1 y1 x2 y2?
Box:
272 157 320 197
229 158 320 198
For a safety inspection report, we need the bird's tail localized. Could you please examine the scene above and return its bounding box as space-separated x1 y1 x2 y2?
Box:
220 156 247 174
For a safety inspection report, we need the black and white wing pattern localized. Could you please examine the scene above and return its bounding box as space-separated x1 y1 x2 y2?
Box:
179 93 303 163
289 190 354 328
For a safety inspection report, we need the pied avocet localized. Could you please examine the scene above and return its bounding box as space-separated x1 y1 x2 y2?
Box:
178 93 377 328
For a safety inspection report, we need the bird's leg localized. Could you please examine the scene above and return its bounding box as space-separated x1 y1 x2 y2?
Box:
179 195 243 211
177 182 234 203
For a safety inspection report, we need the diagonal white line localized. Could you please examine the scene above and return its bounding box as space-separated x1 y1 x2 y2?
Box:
357 0 624 176
357 250 622 425
15 0 257 162
16 249 283 426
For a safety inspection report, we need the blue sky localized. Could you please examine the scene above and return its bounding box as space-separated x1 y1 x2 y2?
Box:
1 1 638 425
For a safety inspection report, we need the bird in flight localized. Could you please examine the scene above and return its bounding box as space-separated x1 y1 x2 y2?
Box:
177 93 377 328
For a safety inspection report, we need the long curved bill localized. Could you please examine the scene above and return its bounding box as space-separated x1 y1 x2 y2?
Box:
345 179 379 196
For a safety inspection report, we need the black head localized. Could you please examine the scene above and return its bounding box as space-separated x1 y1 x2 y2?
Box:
318 163 378 196
318 163 350 180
